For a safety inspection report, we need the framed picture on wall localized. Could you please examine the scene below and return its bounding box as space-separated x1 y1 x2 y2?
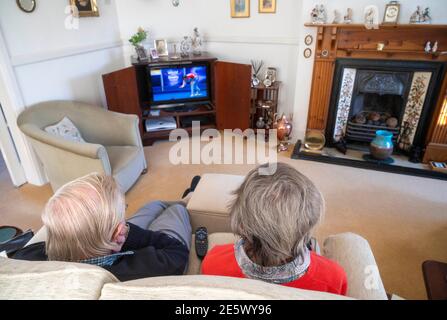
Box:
70 0 99 17
231 0 250 18
259 0 276 14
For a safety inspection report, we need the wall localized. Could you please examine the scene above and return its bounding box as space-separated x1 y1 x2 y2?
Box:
0 0 125 108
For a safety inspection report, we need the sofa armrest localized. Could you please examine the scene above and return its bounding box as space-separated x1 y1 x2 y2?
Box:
322 233 388 300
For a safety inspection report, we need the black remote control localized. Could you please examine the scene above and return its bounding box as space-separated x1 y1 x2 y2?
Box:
195 227 208 260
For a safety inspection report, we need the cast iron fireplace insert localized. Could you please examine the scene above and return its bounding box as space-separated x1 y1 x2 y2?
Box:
326 59 445 162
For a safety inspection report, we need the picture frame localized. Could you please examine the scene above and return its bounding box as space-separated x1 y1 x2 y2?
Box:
304 35 313 46
259 0 276 14
150 48 159 60
231 0 250 18
70 0 99 18
154 39 169 57
135 46 149 61
382 1 400 25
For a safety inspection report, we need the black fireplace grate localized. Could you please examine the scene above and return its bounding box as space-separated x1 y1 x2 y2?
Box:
345 121 400 143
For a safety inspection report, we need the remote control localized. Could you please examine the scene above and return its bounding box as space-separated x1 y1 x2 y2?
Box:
195 227 208 260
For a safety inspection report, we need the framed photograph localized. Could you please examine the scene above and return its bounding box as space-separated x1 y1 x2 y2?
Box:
150 48 159 60
383 1 400 25
231 0 250 18
259 0 276 14
135 46 148 61
154 39 169 57
70 0 99 17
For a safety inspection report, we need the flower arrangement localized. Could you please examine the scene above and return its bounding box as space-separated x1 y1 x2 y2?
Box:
129 27 148 47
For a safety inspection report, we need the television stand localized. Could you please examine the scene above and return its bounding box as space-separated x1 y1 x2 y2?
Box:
162 105 199 113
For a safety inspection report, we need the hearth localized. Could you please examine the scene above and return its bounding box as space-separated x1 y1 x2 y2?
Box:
326 59 445 162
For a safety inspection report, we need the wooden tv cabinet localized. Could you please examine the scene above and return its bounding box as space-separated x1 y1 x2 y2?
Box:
102 53 252 146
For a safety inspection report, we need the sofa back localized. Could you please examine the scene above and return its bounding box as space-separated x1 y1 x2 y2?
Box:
0 257 117 300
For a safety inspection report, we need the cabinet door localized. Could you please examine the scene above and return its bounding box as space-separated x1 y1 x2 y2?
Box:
102 66 143 134
214 61 251 131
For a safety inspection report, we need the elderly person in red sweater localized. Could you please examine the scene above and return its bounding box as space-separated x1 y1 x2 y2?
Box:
201 162 348 296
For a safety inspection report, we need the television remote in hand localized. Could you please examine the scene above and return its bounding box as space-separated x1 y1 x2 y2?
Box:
195 227 208 260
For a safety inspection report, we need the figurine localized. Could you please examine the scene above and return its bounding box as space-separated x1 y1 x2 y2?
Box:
422 8 432 24
364 6 379 30
191 27 203 56
410 6 432 24
432 41 438 53
311 5 327 24
332 10 342 24
180 36 191 57
425 41 432 53
344 8 353 24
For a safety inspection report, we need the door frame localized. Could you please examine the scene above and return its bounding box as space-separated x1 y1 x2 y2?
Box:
0 26 46 186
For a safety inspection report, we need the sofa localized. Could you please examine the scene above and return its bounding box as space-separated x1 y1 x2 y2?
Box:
0 174 388 300
17 101 147 193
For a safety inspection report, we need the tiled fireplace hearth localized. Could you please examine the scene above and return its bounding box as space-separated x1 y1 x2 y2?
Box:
326 59 444 161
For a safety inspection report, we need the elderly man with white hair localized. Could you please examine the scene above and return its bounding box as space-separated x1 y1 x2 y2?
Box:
12 173 192 281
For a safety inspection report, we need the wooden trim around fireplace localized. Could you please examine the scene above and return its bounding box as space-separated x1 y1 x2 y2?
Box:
305 24 447 158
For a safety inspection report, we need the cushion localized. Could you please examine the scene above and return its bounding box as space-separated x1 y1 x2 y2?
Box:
187 174 245 233
44 117 86 143
100 275 351 300
0 257 117 300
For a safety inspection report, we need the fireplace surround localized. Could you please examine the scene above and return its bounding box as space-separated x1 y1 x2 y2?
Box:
326 59 445 162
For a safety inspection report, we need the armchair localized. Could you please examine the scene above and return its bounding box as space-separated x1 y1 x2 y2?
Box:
17 101 147 193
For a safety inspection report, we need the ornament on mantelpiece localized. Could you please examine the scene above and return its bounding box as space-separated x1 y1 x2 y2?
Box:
332 10 342 24
191 27 203 56
180 36 192 57
310 4 327 24
410 6 432 24
344 8 353 24
425 41 432 53
432 41 438 53
364 5 379 30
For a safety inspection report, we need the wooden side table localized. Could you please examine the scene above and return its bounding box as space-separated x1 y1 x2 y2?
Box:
422 260 447 300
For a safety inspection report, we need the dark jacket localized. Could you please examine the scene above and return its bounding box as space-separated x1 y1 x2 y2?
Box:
12 223 189 282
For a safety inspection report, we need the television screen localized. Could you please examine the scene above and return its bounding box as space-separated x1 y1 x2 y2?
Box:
150 65 209 104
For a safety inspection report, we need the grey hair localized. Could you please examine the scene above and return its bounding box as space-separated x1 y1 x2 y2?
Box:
230 162 324 267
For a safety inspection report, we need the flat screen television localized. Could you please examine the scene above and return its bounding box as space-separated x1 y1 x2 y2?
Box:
148 63 210 107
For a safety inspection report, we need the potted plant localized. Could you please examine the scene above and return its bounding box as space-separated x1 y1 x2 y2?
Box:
129 27 148 59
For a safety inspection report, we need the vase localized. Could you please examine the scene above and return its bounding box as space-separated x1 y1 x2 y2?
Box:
370 130 394 160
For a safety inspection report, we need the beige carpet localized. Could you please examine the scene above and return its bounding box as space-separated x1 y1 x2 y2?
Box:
0 138 446 300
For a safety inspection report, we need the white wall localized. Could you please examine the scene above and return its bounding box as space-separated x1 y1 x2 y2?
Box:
0 0 125 107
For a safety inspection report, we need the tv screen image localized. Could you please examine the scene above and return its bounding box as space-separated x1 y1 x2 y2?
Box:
150 65 209 104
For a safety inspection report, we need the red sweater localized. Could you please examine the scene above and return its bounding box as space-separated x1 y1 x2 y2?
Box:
201 244 348 296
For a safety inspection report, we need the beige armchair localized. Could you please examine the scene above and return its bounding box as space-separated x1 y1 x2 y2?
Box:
17 101 147 193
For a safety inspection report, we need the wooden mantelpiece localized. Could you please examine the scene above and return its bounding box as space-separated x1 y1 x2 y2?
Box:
305 23 447 161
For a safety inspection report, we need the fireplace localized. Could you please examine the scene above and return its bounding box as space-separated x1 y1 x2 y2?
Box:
326 59 445 161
